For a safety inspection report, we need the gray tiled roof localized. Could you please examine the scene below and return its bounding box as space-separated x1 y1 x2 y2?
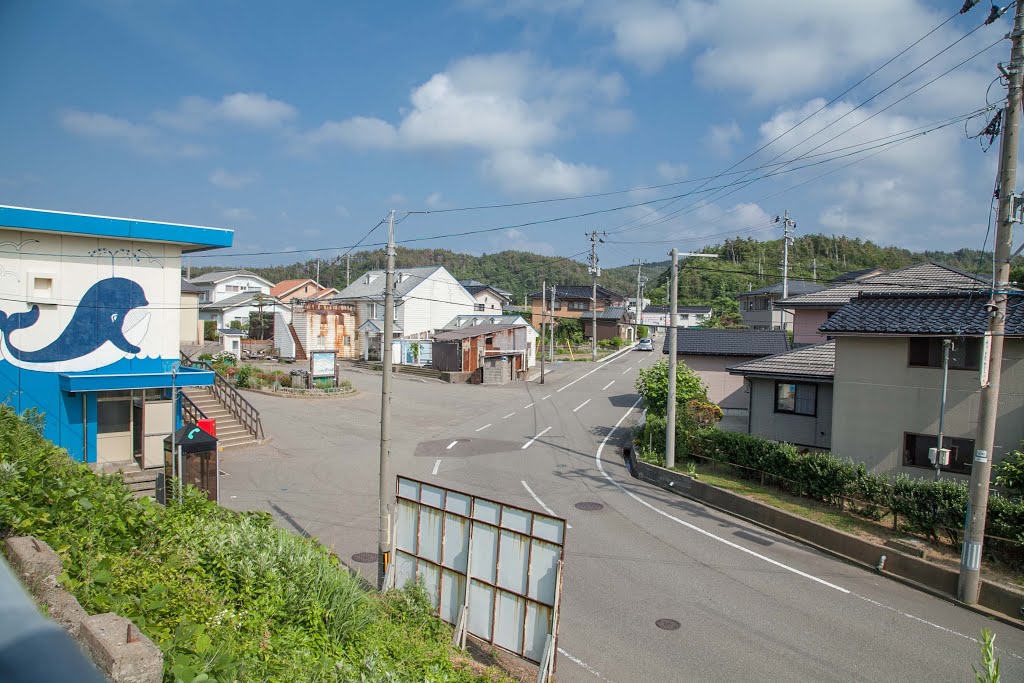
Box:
189 269 264 285
180 279 202 293
459 281 510 300
728 341 835 381
594 306 633 321
779 262 989 308
528 284 625 300
662 328 790 357
831 267 883 283
433 323 525 341
442 314 531 330
819 292 1024 336
330 266 444 301
740 280 826 297
643 305 712 314
200 291 274 311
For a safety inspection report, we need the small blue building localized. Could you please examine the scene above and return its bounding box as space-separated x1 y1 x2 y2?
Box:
0 205 233 465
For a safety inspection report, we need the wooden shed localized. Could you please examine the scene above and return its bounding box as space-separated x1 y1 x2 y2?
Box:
432 324 530 382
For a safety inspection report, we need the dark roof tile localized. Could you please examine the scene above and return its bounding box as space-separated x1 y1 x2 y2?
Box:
819 292 1024 336
662 328 790 357
728 341 835 380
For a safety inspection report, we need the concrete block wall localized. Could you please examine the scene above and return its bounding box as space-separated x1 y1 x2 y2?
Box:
4 536 164 683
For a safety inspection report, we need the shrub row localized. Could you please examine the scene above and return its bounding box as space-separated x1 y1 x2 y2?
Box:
637 423 1024 571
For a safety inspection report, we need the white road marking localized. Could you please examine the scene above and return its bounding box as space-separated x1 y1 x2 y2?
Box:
503 412 516 419
573 399 591 413
542 395 552 401
446 440 458 450
521 481 572 528
595 397 849 594
522 426 552 450
524 402 535 409
556 364 602 393
432 459 441 475
621 367 631 375
557 648 611 680
476 424 492 432
598 344 636 364
602 380 615 390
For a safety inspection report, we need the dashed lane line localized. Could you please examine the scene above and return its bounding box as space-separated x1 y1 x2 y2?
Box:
521 426 552 450
475 424 492 432
573 399 591 413
521 481 572 528
503 412 516 419
446 440 458 450
431 459 441 475
602 381 615 391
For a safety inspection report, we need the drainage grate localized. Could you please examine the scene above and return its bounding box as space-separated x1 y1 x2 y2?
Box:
574 501 604 511
351 552 377 564
655 619 681 631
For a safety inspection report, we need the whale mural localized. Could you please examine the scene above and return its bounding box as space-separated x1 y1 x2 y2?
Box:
0 277 151 373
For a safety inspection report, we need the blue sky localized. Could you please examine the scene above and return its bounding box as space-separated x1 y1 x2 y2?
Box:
0 1 1014 268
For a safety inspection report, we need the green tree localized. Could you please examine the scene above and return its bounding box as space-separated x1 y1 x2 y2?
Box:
635 360 708 417
994 447 1024 497
555 318 584 345
203 320 218 341
637 325 649 338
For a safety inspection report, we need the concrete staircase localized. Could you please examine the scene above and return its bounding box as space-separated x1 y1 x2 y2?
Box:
181 386 259 449
92 461 161 499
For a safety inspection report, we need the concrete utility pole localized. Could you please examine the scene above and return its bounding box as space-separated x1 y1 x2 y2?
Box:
959 0 1024 604
587 231 604 361
775 210 796 299
316 257 321 286
666 248 679 469
635 260 645 340
377 209 396 590
549 285 556 363
346 253 351 287
935 338 953 482
540 279 546 385
665 251 719 470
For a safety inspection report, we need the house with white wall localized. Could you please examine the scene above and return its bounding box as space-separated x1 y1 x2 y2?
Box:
329 265 475 360
189 269 284 330
0 204 230 465
458 280 511 313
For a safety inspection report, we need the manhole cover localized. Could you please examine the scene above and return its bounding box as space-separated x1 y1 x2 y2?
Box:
655 619 681 631
351 552 377 564
556 464 568 469
574 501 604 511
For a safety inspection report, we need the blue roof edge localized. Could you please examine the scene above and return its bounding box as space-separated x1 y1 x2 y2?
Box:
0 205 234 253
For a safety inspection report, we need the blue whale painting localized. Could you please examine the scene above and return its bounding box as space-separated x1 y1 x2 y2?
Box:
0 277 151 372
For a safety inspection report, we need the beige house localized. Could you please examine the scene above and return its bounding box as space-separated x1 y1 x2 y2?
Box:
821 291 1024 476
180 279 202 345
663 329 790 412
737 281 825 331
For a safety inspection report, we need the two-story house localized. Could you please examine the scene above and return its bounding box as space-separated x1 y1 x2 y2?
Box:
190 269 286 331
270 278 338 303
529 284 626 340
0 205 229 465
737 280 826 331
458 280 511 313
641 304 712 330
330 265 475 360
779 262 990 344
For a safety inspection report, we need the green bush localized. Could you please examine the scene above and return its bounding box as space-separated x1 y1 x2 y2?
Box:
637 325 649 338
0 406 500 682
995 448 1024 497
203 321 218 341
234 364 256 388
635 360 708 417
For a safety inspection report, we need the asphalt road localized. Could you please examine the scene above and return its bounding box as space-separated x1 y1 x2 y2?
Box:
222 353 1024 682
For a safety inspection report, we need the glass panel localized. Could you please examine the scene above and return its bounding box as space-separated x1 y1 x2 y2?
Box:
467 580 494 641
395 551 416 590
419 506 443 564
97 400 130 434
474 499 501 525
395 500 419 554
497 529 529 594
442 513 469 572
775 383 795 412
446 491 471 517
493 590 525 655
532 515 564 545
440 570 466 625
421 484 444 508
501 506 531 533
524 602 552 663
417 561 440 610
397 478 420 501
470 522 498 584
528 540 560 605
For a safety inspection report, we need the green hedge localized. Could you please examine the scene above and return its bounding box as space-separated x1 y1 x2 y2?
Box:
644 426 1024 571
0 407 499 682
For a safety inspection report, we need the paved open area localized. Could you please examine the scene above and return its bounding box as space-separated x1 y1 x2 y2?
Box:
222 352 1024 682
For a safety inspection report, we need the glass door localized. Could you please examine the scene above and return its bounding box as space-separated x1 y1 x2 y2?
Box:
96 391 132 464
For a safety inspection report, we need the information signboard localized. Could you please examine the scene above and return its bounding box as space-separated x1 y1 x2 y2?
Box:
309 350 336 378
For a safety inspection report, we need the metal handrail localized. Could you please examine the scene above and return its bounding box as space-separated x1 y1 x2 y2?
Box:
180 391 207 424
179 353 265 441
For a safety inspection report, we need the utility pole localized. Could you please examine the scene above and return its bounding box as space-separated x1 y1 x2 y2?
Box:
316 257 321 286
377 209 396 590
812 257 818 282
346 253 351 287
540 280 546 385
959 0 1024 604
666 249 679 469
549 285 556 363
775 210 796 299
665 251 719 470
635 260 645 340
587 231 604 361
934 339 953 482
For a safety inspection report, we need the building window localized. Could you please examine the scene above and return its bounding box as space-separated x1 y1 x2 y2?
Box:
774 382 817 416
474 303 485 311
485 336 494 346
679 314 689 321
903 432 974 474
225 285 240 292
908 337 981 371
569 300 589 311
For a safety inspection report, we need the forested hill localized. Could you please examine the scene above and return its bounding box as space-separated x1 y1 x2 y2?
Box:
188 234 1002 306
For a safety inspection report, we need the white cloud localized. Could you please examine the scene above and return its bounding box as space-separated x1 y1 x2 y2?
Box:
305 116 399 148
335 205 350 217
706 121 742 157
656 161 688 181
604 2 696 71
221 207 254 221
592 108 634 133
60 109 208 158
154 92 297 130
425 192 444 208
495 227 555 255
482 149 608 196
209 168 259 189
386 193 407 206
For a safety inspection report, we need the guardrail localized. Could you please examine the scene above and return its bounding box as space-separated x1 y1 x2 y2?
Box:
180 391 207 425
179 353 265 441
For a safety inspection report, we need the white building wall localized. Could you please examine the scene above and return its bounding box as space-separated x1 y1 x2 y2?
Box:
274 311 295 357
398 270 475 337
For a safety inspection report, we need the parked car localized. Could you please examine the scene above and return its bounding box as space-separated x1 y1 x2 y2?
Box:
637 338 654 351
